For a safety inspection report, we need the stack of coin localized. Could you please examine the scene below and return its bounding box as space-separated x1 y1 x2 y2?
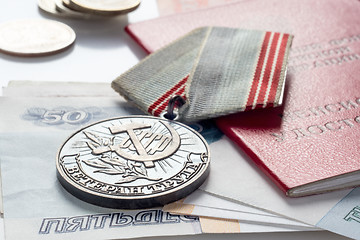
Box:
38 0 141 19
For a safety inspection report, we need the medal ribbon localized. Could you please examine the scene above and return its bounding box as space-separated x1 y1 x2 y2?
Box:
112 27 293 122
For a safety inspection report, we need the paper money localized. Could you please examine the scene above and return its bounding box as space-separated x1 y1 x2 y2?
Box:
0 93 323 240
0 81 116 215
0 97 202 240
199 134 358 239
199 217 242 233
166 202 314 229
0 82 352 240
164 191 316 229
198 216 315 234
183 189 360 238
1 95 301 239
317 188 360 239
164 201 316 231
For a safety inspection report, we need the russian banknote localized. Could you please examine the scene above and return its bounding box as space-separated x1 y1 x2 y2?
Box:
199 135 359 239
196 215 313 233
1 82 352 239
0 94 322 240
0 97 202 240
164 190 316 229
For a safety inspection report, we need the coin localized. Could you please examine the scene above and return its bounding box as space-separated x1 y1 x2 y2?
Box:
55 0 101 19
38 0 89 19
56 116 210 209
65 0 140 15
38 0 64 17
0 19 76 57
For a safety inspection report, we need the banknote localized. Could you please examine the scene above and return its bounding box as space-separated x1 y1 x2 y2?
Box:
183 190 360 238
0 81 117 240
1 95 299 239
0 80 314 225
0 97 202 240
0 81 117 216
164 201 316 231
0 83 352 239
197 216 315 233
199 135 359 239
0 95 323 239
164 190 316 229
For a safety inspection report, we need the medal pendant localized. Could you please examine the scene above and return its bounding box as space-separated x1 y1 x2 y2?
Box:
56 115 210 209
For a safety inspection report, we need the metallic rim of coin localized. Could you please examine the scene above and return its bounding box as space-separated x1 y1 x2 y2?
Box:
57 0 108 19
65 0 140 15
56 116 210 209
0 19 76 57
38 0 91 19
38 0 64 16
54 0 93 18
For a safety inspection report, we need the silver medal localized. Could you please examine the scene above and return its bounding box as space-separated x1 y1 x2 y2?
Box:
56 116 210 209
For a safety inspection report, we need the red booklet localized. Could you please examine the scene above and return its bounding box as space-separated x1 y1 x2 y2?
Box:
125 0 360 197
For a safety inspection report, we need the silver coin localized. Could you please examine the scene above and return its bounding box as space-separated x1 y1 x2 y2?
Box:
56 116 210 209
55 0 105 19
38 0 92 19
65 0 140 15
38 0 64 17
0 19 76 57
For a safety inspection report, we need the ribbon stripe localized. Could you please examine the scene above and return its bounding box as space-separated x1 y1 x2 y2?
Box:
245 31 272 111
267 33 290 106
112 27 293 122
148 76 189 115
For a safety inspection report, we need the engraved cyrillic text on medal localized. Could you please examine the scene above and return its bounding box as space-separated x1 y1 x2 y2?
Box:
56 116 210 209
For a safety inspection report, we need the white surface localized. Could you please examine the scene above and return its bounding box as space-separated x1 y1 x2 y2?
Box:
0 1 351 239
0 0 158 90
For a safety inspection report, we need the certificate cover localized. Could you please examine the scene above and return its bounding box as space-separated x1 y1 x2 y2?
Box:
125 0 360 197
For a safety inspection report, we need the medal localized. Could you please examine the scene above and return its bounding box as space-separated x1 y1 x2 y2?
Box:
56 115 210 209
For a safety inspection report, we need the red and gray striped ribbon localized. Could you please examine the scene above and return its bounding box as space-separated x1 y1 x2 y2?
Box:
112 27 293 122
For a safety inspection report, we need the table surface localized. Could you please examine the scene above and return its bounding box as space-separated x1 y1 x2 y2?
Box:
0 0 157 91
0 1 350 239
